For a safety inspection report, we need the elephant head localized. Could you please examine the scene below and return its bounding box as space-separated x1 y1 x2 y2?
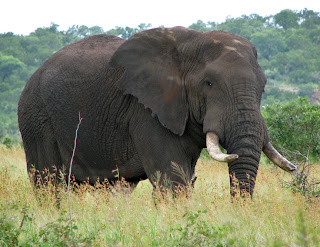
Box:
110 27 296 196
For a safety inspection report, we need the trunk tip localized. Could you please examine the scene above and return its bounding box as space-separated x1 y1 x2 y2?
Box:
226 154 239 163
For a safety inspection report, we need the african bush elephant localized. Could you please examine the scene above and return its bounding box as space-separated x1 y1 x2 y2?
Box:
18 27 296 196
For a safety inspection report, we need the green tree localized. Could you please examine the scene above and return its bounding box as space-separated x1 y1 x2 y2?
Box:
274 9 299 30
106 23 152 39
251 28 287 59
299 9 320 29
188 20 217 31
218 14 266 39
66 25 105 40
0 52 25 81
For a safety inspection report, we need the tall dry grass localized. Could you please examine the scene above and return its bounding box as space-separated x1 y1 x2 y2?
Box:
1 145 320 246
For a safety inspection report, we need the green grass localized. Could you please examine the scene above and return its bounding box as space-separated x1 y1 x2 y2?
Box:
1 145 320 246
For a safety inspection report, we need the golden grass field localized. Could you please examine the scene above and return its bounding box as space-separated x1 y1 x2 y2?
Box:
1 145 320 246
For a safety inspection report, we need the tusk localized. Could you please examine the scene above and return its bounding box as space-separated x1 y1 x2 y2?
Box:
206 132 239 162
263 142 297 172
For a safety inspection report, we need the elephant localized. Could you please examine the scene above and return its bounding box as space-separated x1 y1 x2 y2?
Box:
18 27 296 197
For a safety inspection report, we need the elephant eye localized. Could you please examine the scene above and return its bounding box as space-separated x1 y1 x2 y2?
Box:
205 80 213 87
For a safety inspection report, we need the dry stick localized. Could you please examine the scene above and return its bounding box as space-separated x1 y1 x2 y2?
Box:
68 112 83 233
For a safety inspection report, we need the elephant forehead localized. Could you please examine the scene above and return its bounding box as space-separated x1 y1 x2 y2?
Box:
233 39 244 45
213 38 244 46
212 39 221 44
224 46 244 58
205 55 255 78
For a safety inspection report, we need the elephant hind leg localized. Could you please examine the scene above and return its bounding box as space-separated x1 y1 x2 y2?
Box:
24 136 64 187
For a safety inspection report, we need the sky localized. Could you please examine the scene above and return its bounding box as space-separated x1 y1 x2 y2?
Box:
1 0 319 35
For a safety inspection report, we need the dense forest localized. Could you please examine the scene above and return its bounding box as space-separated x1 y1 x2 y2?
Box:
0 9 320 140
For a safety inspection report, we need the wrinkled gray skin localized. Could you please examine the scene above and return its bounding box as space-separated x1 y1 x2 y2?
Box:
18 27 289 196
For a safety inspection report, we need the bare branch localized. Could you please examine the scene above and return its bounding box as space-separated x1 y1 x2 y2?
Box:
68 112 83 233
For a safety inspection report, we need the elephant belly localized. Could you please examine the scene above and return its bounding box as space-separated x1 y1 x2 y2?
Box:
67 131 146 184
70 155 146 184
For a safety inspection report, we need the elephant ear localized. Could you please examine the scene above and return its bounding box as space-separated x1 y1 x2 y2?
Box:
110 27 190 136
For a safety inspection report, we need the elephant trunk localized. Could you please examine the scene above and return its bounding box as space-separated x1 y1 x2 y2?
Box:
222 110 267 197
227 134 262 196
205 106 297 196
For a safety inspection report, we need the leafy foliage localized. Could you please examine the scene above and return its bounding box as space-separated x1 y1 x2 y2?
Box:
262 98 320 161
263 98 320 200
173 209 236 246
106 23 152 39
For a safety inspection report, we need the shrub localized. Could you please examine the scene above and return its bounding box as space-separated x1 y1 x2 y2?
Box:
263 97 320 199
262 97 320 162
280 160 320 199
2 136 13 148
173 209 236 246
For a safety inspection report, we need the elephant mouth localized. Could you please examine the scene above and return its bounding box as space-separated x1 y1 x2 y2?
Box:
206 132 297 172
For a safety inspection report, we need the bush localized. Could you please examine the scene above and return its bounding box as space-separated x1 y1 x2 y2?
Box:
263 98 320 200
173 209 236 246
2 136 13 148
262 97 320 162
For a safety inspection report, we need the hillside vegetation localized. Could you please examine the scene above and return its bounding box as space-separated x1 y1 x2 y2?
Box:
1 146 320 246
0 9 320 140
